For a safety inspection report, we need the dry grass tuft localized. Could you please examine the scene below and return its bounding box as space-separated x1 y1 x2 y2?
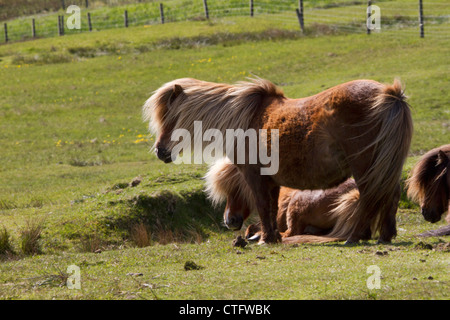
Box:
19 219 44 255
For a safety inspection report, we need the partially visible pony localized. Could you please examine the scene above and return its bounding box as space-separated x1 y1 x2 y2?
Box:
144 77 412 243
204 158 398 243
407 144 450 236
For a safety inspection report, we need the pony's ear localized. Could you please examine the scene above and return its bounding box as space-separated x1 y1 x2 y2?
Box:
437 150 449 166
169 84 184 105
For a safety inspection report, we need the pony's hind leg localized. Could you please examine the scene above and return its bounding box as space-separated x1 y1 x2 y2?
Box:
377 184 401 243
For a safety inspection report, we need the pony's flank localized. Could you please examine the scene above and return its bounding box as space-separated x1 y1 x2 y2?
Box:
143 78 285 150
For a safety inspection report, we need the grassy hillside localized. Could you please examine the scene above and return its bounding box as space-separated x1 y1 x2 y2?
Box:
0 13 449 300
2 0 449 42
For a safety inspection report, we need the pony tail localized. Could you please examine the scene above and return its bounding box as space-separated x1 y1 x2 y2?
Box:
348 79 413 239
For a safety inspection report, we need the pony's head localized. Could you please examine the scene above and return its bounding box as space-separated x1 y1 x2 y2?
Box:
143 79 193 163
407 145 450 223
204 158 256 231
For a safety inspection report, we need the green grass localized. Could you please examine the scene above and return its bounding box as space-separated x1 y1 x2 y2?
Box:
0 12 449 300
2 0 449 43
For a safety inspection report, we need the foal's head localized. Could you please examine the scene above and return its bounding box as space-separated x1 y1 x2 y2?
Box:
204 158 256 231
407 147 450 223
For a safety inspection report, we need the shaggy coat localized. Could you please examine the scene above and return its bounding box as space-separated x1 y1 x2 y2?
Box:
144 77 413 243
407 144 450 224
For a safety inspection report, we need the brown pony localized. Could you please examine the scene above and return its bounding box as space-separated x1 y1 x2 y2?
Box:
144 77 413 244
205 157 400 243
407 144 450 224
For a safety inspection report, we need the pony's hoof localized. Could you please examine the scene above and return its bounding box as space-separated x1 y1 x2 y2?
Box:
344 239 359 246
376 239 392 245
257 240 267 246
260 232 282 244
247 233 261 242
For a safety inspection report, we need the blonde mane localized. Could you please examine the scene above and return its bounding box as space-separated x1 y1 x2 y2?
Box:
142 77 285 151
204 157 256 211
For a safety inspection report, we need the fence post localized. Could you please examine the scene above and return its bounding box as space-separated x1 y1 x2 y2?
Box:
299 0 304 32
61 0 66 10
87 12 92 31
4 23 8 43
86 0 89 8
124 10 128 27
295 8 304 33
60 15 64 35
366 0 371 35
58 15 61 36
203 0 209 19
32 18 36 38
160 3 165 24
250 0 254 17
419 0 424 38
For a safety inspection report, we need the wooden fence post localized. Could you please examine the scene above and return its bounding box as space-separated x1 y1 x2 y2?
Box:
295 8 304 33
58 15 61 36
367 0 371 35
160 3 165 24
250 0 254 17
32 18 36 38
203 0 209 19
86 0 89 8
60 15 64 35
87 12 92 31
61 0 65 10
299 0 304 32
4 23 8 43
124 10 128 27
419 0 424 38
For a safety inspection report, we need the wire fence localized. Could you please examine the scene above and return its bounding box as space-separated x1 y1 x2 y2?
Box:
1 0 449 43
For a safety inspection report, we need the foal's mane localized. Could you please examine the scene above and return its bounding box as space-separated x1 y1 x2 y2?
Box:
407 145 450 204
204 157 256 211
143 77 284 150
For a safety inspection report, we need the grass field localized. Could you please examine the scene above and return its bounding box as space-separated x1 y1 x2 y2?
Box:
0 9 449 300
2 0 449 42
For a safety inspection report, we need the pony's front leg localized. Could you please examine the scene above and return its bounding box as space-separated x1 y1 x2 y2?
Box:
240 168 281 243
256 185 281 244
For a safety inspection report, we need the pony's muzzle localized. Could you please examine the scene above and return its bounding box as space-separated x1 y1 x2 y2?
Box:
421 208 441 223
225 212 244 231
155 147 173 163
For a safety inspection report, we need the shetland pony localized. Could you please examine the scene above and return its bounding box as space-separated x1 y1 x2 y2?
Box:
144 77 413 243
407 144 450 224
205 158 399 243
